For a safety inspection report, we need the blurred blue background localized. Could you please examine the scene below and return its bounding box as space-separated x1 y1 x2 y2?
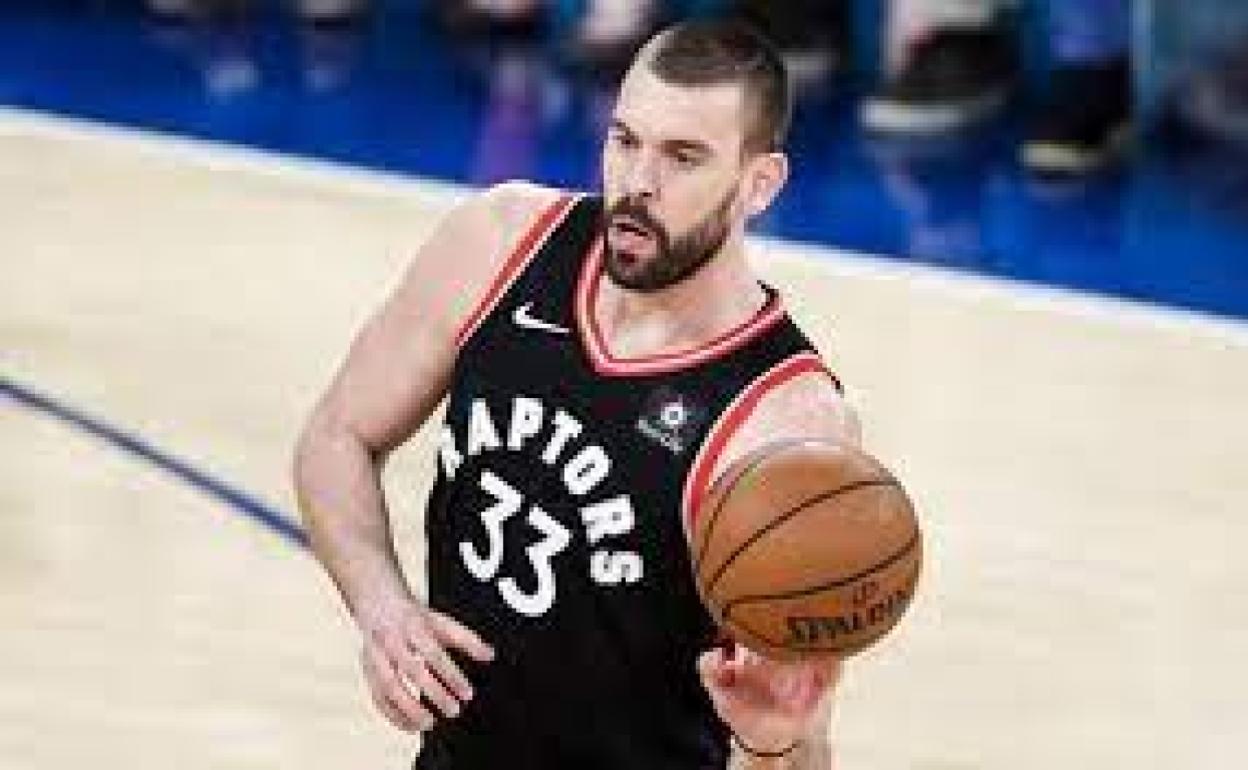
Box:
3 0 1246 319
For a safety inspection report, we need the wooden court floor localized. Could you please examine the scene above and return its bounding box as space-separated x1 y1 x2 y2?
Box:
3 108 1247 769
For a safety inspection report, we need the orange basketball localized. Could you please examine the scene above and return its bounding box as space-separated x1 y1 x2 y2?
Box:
690 439 922 661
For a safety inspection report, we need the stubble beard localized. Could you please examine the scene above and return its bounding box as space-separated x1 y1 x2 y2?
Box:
601 188 737 294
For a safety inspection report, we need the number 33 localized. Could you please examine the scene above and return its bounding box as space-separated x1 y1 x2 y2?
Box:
459 470 572 617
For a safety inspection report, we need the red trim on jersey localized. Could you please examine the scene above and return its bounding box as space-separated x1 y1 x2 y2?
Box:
679 352 834 532
453 193 578 348
573 238 789 377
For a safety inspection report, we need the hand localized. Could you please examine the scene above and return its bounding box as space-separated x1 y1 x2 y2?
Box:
356 598 495 733
697 643 841 755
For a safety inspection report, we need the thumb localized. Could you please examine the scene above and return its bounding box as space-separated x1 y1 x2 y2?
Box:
697 646 736 690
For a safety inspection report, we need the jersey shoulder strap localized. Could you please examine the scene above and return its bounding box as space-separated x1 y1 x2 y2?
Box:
453 191 590 348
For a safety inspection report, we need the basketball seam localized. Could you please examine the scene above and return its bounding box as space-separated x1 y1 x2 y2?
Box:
722 531 920 615
725 557 921 654
728 614 885 656
725 618 790 655
703 476 900 597
691 439 810 578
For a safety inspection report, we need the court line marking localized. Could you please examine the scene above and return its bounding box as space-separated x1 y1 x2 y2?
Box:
0 105 468 204
1 376 309 549
4 104 1247 346
756 237 1248 347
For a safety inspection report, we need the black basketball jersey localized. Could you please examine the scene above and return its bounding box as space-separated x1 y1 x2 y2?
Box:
417 193 836 770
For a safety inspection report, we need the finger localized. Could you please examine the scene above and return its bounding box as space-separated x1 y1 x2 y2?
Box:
696 647 735 689
735 643 756 665
802 659 844 705
695 650 734 713
426 609 495 662
766 656 840 698
365 643 434 731
742 656 825 712
727 647 809 709
370 682 422 733
742 653 800 697
405 631 475 704
816 657 844 691
772 669 805 702
387 667 436 731
363 649 423 732
696 649 718 685
726 644 750 680
775 671 825 713
399 651 462 720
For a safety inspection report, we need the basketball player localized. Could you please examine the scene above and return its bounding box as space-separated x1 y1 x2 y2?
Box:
294 19 860 769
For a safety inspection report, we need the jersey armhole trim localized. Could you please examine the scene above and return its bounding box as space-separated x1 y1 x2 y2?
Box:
453 192 579 349
680 352 835 535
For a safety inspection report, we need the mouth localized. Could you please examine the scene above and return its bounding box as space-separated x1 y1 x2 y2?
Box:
607 214 659 257
610 216 654 239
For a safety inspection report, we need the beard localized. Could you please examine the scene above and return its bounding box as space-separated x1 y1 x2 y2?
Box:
601 188 736 293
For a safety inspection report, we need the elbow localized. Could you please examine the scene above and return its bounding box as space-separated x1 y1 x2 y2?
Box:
290 403 381 520
291 404 354 524
291 409 326 525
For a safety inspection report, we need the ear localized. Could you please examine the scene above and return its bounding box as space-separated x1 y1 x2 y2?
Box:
740 151 789 218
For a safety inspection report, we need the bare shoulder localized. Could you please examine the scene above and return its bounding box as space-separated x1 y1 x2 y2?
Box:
489 179 567 213
303 181 573 454
711 368 860 482
436 179 566 262
474 179 567 236
386 180 570 341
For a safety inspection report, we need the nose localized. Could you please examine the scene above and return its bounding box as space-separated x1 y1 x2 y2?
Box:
620 149 660 201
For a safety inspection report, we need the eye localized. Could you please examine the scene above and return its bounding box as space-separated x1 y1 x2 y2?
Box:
611 130 639 150
671 150 703 169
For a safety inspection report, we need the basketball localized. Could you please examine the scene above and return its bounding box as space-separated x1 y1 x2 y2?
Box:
691 439 922 661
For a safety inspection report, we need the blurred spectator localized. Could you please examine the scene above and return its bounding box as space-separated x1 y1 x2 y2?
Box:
440 1 848 86
143 0 368 97
863 0 1018 135
726 0 851 86
296 0 370 24
432 0 548 38
145 0 232 19
863 0 1132 176
1171 34 1248 152
1022 0 1132 176
559 0 850 84
549 0 667 78
145 0 368 24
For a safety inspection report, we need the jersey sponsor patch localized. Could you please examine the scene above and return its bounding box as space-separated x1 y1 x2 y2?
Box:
635 387 708 455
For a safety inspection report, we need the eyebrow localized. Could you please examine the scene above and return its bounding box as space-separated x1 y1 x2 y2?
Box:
608 118 714 157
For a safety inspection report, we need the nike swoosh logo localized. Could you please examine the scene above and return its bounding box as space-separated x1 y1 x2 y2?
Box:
512 302 571 335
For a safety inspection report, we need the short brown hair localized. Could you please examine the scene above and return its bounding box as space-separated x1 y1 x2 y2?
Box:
637 19 792 154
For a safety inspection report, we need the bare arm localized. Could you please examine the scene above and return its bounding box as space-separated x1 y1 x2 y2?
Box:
727 697 837 770
294 179 560 620
291 282 453 627
701 371 859 769
292 180 563 730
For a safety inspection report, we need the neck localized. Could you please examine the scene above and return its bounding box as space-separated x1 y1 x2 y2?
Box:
595 235 768 357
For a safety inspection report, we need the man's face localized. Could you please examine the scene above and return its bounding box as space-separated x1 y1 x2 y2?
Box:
600 65 752 292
